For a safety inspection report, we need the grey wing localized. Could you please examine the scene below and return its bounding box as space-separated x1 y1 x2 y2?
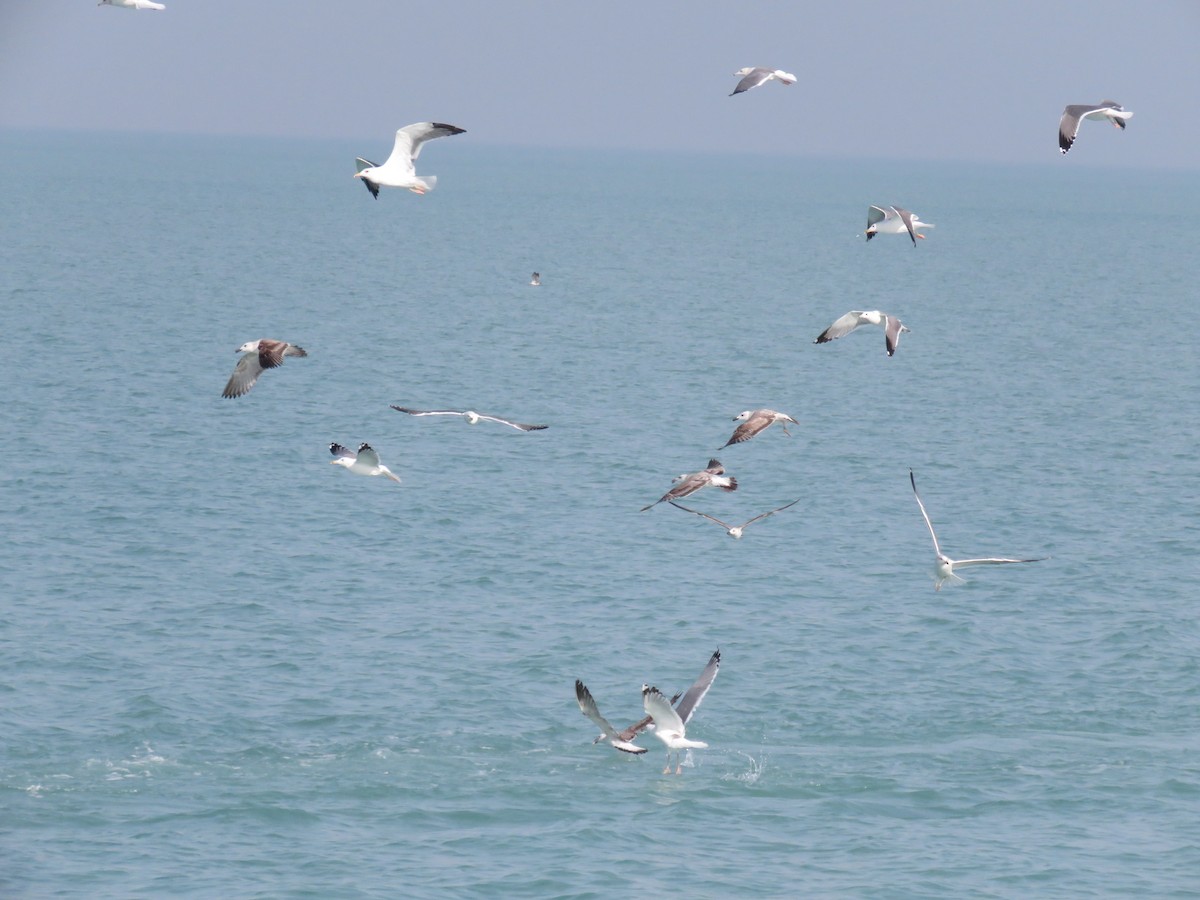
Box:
390 407 464 417
815 311 866 344
355 443 382 467
884 316 906 356
476 414 548 431
894 208 918 245
643 686 686 732
866 206 888 227
222 352 263 398
665 473 705 500
909 469 943 557
355 158 381 198
390 122 466 167
731 68 770 95
1059 105 1091 154
668 501 731 529
329 443 357 460
743 498 802 528
954 556 1048 568
575 680 619 740
616 713 656 742
674 649 720 725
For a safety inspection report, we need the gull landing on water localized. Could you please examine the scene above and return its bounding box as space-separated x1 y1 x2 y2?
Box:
815 310 909 357
722 409 798 448
668 498 800 539
99 0 165 9
390 406 548 431
1059 101 1132 155
730 67 796 96
529 272 541 286
642 650 721 774
641 459 737 511
910 470 1047 591
329 443 401 483
865 206 934 246
222 339 307 398
353 122 466 198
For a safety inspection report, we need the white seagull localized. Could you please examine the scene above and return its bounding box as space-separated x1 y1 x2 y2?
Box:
730 67 796 96
390 406 547 431
530 272 541 287
865 206 934 245
910 469 1047 591
1059 100 1133 155
641 459 737 511
329 443 401 483
353 122 466 198
814 310 909 357
222 339 307 399
722 409 798 448
642 650 719 775
668 498 800 539
99 0 165 9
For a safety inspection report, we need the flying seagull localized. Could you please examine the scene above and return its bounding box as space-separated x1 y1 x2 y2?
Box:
641 459 737 511
390 406 547 431
222 339 307 399
865 206 934 245
329 443 401 483
910 469 1047 591
722 409 798 448
353 122 466 198
814 310 909 357
98 0 165 9
668 498 800 539
642 681 710 775
530 272 541 286
730 67 796 96
1059 101 1133 155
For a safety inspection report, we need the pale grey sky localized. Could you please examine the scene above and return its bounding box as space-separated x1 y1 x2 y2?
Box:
2 1 1197 168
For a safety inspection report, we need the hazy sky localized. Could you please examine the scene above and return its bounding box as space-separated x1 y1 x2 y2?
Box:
3 1 1198 168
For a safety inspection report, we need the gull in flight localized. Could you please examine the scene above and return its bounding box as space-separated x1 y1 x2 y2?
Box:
222 339 307 399
668 498 800 539
910 470 1047 591
865 206 934 245
99 0 165 9
643 649 720 774
529 272 541 286
722 409 798 448
814 310 910 357
354 122 466 198
730 67 796 96
1059 100 1133 155
390 406 547 431
329 443 401 483
641 459 737 511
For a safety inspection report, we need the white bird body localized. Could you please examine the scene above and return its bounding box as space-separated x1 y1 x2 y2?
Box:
99 0 165 9
865 206 934 245
329 443 401 483
730 67 796 95
814 310 909 357
390 406 548 431
354 122 466 197
642 685 707 775
910 470 1047 590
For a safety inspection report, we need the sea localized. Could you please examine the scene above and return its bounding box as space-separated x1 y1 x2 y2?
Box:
2 129 1199 898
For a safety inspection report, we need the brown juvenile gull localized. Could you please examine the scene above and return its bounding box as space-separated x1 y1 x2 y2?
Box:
354 122 466 198
668 498 801 539
641 459 737 511
722 409 798 448
910 469 1047 591
865 206 934 245
814 310 909 357
730 67 796 96
222 339 307 398
1059 100 1133 155
329 443 401 483
643 649 720 775
390 406 547 431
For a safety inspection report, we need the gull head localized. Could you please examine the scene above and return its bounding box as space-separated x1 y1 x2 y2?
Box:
733 67 754 77
727 526 745 539
464 411 480 425
732 410 752 422
236 340 260 354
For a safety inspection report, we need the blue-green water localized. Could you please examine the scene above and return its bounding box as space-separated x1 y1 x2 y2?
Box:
2 130 1199 897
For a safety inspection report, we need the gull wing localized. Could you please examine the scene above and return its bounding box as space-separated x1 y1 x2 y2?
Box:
354 158 380 198
1059 105 1093 154
884 316 907 357
742 498 802 529
329 443 357 460
730 67 771 96
384 122 466 173
222 352 264 399
893 207 919 245
575 680 646 754
954 556 1048 569
355 444 382 467
643 685 686 734
909 469 944 557
723 413 770 446
815 311 868 345
475 414 549 431
674 649 720 725
390 406 465 418
867 206 889 228
668 501 732 530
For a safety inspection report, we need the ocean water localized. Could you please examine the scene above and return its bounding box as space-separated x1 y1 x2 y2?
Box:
2 129 1199 897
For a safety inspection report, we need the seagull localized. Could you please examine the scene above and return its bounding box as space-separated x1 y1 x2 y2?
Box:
353 122 466 198
221 339 307 399
1059 101 1133 155
641 459 737 511
730 67 796 96
814 310 910 357
329 443 401 483
390 406 547 431
722 409 798 448
642 671 715 775
865 206 934 245
910 469 1047 591
668 499 800 539
98 0 165 9
530 272 541 286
